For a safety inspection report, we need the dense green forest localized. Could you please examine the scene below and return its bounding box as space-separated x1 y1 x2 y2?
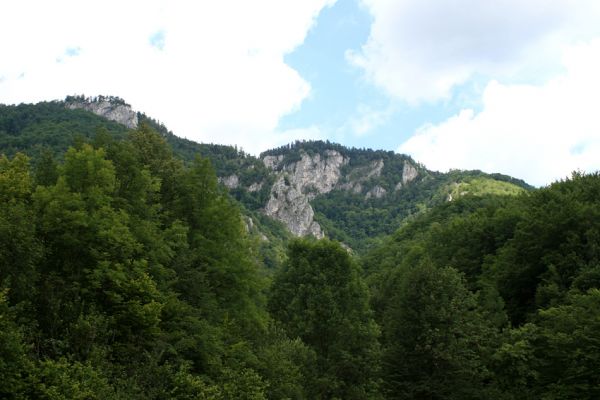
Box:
363 174 600 399
0 101 289 271
311 167 529 252
261 140 531 253
0 101 530 256
1 102 599 398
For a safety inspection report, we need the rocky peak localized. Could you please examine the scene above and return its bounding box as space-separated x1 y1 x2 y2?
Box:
65 95 138 129
264 150 347 238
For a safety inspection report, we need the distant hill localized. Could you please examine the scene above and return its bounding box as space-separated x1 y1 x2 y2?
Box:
0 97 531 253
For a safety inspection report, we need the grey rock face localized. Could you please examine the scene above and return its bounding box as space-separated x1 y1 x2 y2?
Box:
248 151 420 239
402 161 418 185
339 159 383 193
263 150 347 238
263 155 284 170
66 100 138 129
247 182 263 192
364 159 384 179
220 175 239 189
265 175 324 238
339 182 363 194
285 150 347 199
366 185 387 199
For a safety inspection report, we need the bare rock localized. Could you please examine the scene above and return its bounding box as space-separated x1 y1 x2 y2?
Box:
365 185 387 199
263 155 284 170
66 98 138 129
248 182 263 192
220 174 239 189
402 161 418 185
263 150 347 238
265 175 324 238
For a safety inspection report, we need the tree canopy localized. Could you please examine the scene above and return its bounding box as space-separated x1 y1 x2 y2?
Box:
1 101 599 398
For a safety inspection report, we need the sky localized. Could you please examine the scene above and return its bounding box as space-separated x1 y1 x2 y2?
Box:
2 0 600 186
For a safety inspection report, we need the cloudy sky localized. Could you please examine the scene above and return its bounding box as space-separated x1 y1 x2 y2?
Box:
2 0 600 186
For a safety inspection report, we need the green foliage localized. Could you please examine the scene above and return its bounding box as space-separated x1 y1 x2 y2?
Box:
312 170 527 254
0 101 530 258
1 99 599 399
365 172 600 399
381 263 497 399
0 101 129 159
447 177 526 198
260 140 529 254
33 358 117 400
0 127 281 398
493 289 600 399
139 114 274 210
269 239 381 399
0 290 33 399
254 325 316 400
485 172 600 324
0 153 42 305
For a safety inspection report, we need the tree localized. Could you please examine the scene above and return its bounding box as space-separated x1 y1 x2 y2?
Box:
381 262 498 399
488 172 600 324
269 239 381 399
0 154 41 305
34 148 59 186
493 289 600 399
0 290 34 398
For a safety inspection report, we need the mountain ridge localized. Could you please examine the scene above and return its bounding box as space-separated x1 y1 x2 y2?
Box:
0 96 531 253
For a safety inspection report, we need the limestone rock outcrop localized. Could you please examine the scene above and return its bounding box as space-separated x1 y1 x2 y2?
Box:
66 97 138 129
261 151 421 238
366 185 387 199
402 161 418 185
220 175 239 189
263 150 347 237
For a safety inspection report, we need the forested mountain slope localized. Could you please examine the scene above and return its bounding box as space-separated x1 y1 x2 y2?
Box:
362 173 600 399
1 97 599 398
0 97 530 254
0 130 286 397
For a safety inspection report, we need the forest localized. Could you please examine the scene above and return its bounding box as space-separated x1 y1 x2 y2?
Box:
1 119 600 398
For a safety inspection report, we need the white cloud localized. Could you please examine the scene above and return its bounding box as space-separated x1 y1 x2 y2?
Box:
341 104 393 137
0 0 335 155
398 40 600 187
349 0 600 103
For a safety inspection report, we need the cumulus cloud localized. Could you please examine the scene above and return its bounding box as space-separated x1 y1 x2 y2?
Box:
349 0 600 103
0 0 335 154
341 104 393 137
398 40 600 186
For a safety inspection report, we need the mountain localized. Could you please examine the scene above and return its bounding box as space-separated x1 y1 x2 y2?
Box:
0 96 531 254
2 96 599 399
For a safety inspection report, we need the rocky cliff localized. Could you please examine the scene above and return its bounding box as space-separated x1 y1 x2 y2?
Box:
259 149 421 238
65 96 138 129
264 150 348 237
0 99 534 255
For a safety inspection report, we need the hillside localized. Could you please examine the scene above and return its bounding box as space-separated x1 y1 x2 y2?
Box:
257 142 529 252
361 172 600 398
1 96 599 399
0 97 530 254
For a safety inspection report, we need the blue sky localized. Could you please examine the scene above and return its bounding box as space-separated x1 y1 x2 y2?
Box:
1 0 600 185
279 0 467 151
